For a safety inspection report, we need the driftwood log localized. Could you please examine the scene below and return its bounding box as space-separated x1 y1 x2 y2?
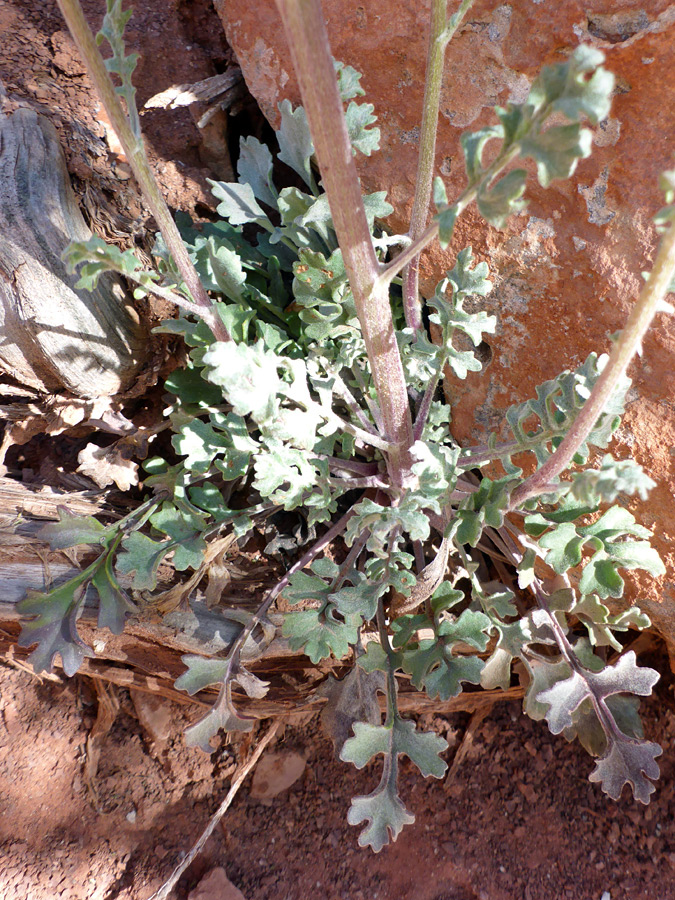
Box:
0 478 523 724
0 98 144 396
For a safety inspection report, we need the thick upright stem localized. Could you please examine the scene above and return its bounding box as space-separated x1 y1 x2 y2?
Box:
276 0 414 483
56 0 230 342
510 219 675 509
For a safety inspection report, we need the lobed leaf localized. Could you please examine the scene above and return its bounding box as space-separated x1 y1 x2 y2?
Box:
17 578 91 676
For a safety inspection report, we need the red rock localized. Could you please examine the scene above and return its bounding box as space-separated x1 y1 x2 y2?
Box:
216 0 675 658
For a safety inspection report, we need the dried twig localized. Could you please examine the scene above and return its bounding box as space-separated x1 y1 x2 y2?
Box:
147 718 282 900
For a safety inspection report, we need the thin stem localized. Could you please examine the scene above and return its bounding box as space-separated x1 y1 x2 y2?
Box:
381 143 521 287
319 456 381 476
328 475 391 491
510 218 675 509
350 364 386 433
323 409 393 453
56 0 230 343
402 0 474 332
226 500 359 676
148 719 281 900
413 360 444 441
276 0 414 485
402 0 448 332
333 528 371 589
331 373 380 434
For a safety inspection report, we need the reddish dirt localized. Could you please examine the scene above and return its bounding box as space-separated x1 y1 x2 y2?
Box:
1 2 674 898
1 659 675 900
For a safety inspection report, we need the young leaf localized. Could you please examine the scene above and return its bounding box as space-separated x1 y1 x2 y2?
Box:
521 124 592 188
96 0 141 140
203 339 280 423
477 169 527 228
335 61 365 100
345 100 380 156
568 455 656 504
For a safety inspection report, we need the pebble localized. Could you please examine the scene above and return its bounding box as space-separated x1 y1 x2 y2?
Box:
188 867 247 900
249 751 307 800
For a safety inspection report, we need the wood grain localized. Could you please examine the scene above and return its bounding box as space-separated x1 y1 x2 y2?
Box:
0 103 144 396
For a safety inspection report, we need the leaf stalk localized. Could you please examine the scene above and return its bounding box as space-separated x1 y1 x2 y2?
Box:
55 0 230 343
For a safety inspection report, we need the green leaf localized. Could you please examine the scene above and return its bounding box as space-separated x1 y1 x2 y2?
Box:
184 692 255 752
173 418 235 475
477 169 527 228
341 718 447 851
346 786 414 853
538 521 585 573
253 442 318 509
569 455 656 504
176 655 269 751
521 124 592 188
502 352 631 475
38 509 110 549
524 646 660 805
357 640 390 673
335 61 365 100
398 609 491 701
343 718 447 778
237 135 277 207
436 202 458 250
571 595 651 650
461 124 502 183
589 738 661 804
210 180 270 227
96 0 141 141
202 340 280 423
116 532 170 591
17 576 91 676
277 99 315 189
164 365 223 409
427 249 495 379
447 247 493 299
537 45 614 125
91 549 137 634
205 238 246 302
64 236 159 293
345 498 431 551
345 100 380 156
282 606 360 663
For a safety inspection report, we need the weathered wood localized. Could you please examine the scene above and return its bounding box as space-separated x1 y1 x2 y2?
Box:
0 520 522 721
0 100 144 396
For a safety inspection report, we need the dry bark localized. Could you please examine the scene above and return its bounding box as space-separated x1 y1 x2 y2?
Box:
0 99 144 396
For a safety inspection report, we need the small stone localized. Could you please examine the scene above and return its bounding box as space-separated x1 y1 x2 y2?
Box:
187 867 246 900
130 689 172 746
249 751 306 800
